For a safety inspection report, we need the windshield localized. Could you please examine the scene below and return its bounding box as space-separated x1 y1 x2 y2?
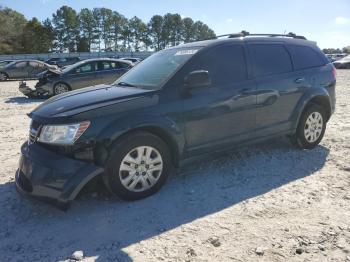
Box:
114 47 202 89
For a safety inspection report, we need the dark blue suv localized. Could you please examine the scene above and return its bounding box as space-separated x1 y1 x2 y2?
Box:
16 32 336 207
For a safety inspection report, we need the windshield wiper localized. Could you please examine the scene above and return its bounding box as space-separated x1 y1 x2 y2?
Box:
116 81 137 87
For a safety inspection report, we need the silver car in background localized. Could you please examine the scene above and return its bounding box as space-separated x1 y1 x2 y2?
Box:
0 60 58 81
20 58 133 97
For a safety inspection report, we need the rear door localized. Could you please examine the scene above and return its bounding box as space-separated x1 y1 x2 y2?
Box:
182 43 257 155
247 42 307 136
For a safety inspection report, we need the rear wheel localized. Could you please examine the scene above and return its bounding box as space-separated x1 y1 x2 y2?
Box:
290 103 327 149
103 132 172 200
0 73 8 81
54 83 70 95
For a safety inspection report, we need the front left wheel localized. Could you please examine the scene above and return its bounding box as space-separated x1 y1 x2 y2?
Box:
54 83 70 95
103 132 172 201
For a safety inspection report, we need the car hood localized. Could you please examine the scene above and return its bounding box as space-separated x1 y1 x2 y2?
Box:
37 68 62 78
30 84 155 119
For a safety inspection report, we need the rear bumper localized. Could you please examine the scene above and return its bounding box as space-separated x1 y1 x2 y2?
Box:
16 142 103 205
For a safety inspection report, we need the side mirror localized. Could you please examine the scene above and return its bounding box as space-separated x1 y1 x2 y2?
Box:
184 70 211 89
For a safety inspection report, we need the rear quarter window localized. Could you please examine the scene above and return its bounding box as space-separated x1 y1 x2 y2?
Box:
287 45 326 70
249 44 292 77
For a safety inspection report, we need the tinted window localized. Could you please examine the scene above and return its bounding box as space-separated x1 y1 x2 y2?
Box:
288 45 325 70
190 45 247 85
249 44 292 77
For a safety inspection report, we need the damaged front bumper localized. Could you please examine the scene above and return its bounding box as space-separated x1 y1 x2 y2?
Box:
16 142 104 206
19 81 53 98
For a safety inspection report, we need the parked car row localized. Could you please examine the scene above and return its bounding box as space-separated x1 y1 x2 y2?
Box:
19 58 133 97
332 55 350 69
325 53 347 62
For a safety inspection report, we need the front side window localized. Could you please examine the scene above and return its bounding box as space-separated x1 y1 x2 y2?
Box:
288 45 325 70
101 61 112 70
114 47 202 89
189 44 248 86
74 62 96 74
249 44 292 77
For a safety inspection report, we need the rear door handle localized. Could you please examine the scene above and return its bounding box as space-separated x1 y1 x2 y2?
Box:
294 78 305 84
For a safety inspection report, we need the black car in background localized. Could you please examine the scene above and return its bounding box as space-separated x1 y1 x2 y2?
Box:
45 57 81 68
16 32 336 208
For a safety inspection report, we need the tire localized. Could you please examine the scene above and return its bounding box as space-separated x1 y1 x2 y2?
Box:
0 73 8 81
54 83 70 95
290 103 327 149
103 131 172 201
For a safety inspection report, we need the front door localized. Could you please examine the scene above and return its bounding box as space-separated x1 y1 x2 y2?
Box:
182 44 257 155
67 62 99 89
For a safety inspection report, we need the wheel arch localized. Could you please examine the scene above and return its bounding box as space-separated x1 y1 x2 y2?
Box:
112 126 182 168
294 94 331 130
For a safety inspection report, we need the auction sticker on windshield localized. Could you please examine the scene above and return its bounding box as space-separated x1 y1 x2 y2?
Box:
175 49 199 56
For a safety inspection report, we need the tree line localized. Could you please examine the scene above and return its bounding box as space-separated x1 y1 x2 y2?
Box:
0 5 216 54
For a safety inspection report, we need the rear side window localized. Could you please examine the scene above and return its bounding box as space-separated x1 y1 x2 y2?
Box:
190 45 247 85
288 45 325 70
249 44 292 77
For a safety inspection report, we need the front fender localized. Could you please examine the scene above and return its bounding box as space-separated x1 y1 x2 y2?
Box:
95 114 185 166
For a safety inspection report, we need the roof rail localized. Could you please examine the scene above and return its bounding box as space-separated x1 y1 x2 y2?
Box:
215 31 307 40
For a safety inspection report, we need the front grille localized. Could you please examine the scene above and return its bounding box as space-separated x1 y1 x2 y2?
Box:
29 120 41 144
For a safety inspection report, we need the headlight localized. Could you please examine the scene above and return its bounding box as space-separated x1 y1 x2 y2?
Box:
38 121 90 145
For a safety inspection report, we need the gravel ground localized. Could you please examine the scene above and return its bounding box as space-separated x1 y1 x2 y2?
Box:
0 72 349 262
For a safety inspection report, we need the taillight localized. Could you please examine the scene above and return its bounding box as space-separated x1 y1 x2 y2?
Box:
332 67 337 79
